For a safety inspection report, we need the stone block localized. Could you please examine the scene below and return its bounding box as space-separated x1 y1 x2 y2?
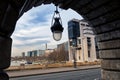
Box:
94 20 120 34
101 60 120 70
86 0 119 20
102 69 120 80
98 39 120 49
99 49 120 58
96 30 120 42
90 9 120 27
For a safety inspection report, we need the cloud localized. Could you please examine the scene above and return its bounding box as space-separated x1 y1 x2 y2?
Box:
11 4 83 56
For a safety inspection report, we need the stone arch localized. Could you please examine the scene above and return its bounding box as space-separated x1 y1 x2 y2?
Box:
62 1 120 80
0 0 120 80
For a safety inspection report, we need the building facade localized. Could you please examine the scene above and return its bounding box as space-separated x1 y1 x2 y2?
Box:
57 41 68 51
68 19 97 62
27 49 45 57
57 42 69 61
27 50 38 57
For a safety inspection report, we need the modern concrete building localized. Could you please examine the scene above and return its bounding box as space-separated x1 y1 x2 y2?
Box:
38 50 45 56
57 41 68 51
68 19 97 62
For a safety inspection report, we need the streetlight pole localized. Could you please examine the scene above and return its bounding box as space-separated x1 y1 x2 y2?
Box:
72 39 77 68
72 46 77 68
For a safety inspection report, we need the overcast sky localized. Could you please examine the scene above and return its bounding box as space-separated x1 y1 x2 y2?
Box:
11 4 83 57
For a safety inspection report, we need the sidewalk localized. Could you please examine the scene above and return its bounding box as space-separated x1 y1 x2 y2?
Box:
7 65 100 78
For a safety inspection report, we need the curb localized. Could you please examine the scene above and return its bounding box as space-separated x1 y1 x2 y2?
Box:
10 67 100 78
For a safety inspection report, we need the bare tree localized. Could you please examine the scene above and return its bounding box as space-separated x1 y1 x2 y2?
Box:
47 45 69 62
47 50 57 63
57 45 69 62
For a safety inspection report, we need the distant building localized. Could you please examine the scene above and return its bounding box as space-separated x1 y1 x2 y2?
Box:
57 41 68 51
68 19 97 62
27 50 37 57
27 49 45 57
45 49 54 57
22 52 25 57
38 50 45 56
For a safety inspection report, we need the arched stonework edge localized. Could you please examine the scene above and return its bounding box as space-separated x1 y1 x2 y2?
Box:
57 0 120 80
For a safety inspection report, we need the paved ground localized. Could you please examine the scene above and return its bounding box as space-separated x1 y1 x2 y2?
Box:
10 69 101 80
7 65 100 78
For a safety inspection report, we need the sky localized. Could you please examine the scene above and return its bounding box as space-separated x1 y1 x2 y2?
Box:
11 4 83 57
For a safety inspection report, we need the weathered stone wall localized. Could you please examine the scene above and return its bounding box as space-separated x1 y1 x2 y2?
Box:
58 0 120 80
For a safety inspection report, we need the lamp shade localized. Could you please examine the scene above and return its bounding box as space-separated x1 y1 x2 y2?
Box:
51 18 64 41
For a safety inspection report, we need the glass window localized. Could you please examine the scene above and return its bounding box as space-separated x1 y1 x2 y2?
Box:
79 56 81 60
69 41 72 46
78 39 81 44
86 24 89 27
87 37 91 46
87 37 91 42
88 50 90 57
68 21 80 39
81 23 85 26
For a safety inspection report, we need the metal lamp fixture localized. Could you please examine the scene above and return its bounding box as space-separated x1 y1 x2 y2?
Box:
51 5 64 41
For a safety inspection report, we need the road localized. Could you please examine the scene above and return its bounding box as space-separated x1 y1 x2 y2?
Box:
10 69 101 80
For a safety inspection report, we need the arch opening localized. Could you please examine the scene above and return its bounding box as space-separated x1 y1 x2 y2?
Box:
12 3 83 57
